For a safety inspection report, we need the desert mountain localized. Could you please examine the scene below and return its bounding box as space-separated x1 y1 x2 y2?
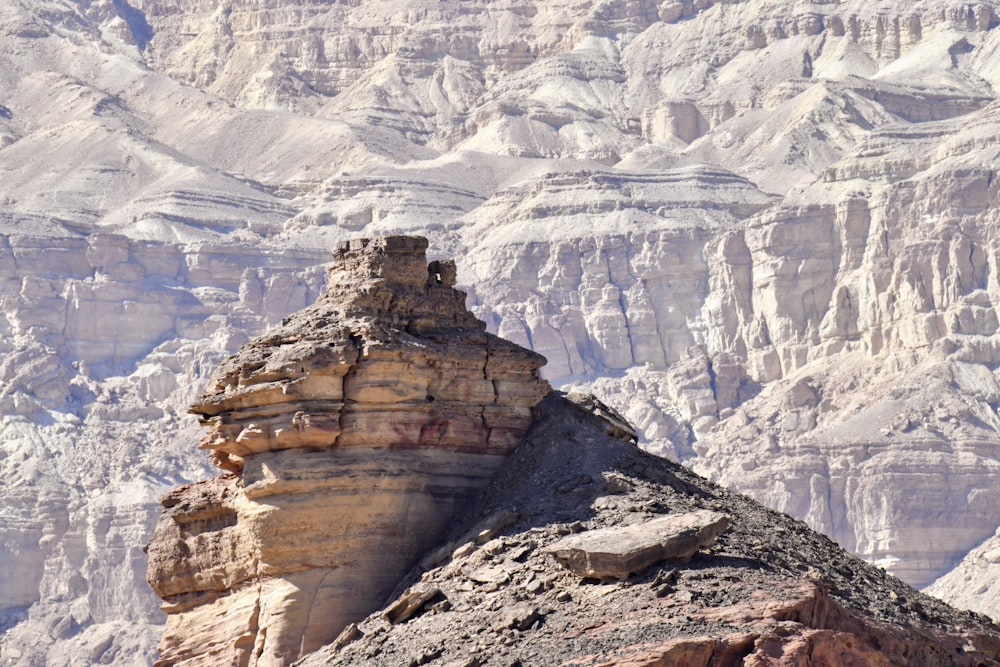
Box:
147 235 1000 666
3 0 1000 663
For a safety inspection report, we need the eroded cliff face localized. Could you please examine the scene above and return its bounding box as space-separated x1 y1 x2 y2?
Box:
6 0 1000 662
145 236 550 666
0 235 326 666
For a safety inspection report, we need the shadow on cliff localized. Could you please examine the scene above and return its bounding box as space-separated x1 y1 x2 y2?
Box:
387 391 723 598
114 0 154 50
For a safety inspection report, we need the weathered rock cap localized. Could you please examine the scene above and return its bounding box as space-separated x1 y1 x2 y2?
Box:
188 234 550 468
545 509 730 579
322 235 485 333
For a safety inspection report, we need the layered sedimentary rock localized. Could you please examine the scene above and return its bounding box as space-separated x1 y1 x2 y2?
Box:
303 394 1000 667
0 234 326 666
145 236 550 666
10 0 1000 662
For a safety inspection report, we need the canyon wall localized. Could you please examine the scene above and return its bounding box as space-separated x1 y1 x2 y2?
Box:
0 234 326 665
4 0 1000 663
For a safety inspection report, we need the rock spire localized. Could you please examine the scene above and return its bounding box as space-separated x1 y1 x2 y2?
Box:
146 236 550 666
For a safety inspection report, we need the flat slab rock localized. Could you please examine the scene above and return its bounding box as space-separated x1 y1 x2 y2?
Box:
545 510 730 579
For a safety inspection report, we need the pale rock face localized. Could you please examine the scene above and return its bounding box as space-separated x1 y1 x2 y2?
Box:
5 0 1000 662
145 237 549 666
0 235 327 665
926 528 1000 622
690 357 1000 586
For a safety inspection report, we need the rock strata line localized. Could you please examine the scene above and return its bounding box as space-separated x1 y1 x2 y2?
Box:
146 236 551 666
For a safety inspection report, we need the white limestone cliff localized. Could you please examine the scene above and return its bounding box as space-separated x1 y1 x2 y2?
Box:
927 527 1000 622
4 0 1000 663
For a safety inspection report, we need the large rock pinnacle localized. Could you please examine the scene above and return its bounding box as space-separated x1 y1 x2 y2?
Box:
145 236 550 666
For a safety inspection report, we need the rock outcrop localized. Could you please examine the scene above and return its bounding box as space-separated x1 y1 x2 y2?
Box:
146 248 1000 666
145 236 549 666
303 394 1000 667
10 0 1000 662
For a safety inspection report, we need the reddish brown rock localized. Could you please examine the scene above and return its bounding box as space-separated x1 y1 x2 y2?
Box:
146 236 550 666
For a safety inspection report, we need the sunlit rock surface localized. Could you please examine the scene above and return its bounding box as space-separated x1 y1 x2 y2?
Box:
5 0 1000 662
145 236 549 666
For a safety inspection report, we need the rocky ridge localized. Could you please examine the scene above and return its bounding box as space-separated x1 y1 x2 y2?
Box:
147 234 1000 667
302 392 1000 667
145 236 549 666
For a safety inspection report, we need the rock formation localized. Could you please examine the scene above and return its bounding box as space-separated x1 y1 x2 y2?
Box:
145 236 549 666
146 235 1000 666
544 509 730 579
302 393 1000 667
9 0 1000 662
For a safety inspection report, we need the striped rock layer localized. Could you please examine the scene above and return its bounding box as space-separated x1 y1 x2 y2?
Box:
145 236 550 666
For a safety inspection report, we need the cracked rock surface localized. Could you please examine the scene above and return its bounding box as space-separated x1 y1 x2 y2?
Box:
145 236 549 666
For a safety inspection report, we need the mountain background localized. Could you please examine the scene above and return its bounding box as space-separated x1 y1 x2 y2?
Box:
3 0 1000 663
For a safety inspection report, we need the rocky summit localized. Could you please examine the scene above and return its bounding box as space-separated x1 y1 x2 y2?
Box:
305 391 1000 666
145 236 549 666
146 236 1000 667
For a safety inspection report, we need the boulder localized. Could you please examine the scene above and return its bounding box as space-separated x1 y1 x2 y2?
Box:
545 510 730 579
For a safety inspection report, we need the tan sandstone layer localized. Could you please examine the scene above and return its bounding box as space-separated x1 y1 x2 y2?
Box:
9 1 1000 661
145 236 550 666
